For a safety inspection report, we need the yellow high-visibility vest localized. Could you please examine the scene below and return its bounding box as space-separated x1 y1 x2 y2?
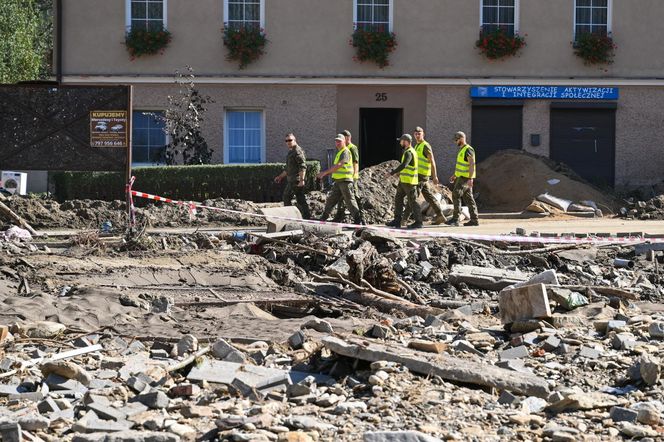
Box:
400 147 418 185
331 147 354 181
415 141 432 177
455 144 476 179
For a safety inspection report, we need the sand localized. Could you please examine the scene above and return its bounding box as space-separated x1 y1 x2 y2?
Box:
475 150 618 213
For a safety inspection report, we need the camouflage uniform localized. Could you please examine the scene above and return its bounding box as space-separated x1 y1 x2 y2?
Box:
282 145 311 219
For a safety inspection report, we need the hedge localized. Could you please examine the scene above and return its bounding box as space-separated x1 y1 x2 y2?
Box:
52 161 321 203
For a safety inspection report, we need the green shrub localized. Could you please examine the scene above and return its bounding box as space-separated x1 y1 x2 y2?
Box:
52 161 321 203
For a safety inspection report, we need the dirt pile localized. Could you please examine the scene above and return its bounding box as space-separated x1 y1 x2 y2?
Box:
475 150 618 213
4 196 265 230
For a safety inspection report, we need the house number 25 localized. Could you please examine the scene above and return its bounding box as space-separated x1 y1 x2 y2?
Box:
375 93 388 102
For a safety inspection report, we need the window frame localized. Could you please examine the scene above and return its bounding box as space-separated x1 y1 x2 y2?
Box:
479 0 520 35
131 110 168 167
353 0 394 33
223 109 266 164
573 0 612 40
223 0 266 29
125 0 168 31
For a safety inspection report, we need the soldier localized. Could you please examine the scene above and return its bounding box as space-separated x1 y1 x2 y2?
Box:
333 130 364 223
386 134 422 229
273 132 311 219
447 131 479 227
317 134 362 224
402 126 447 225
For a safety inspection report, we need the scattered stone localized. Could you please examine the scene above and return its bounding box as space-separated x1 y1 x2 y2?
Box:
301 318 334 334
0 421 22 442
41 360 92 386
636 405 661 426
499 284 551 324
176 334 198 356
288 331 306 349
407 339 447 354
134 391 170 409
363 431 443 442
499 345 529 360
71 431 179 442
212 339 246 363
609 406 638 423
619 422 659 438
648 321 664 339
639 355 661 386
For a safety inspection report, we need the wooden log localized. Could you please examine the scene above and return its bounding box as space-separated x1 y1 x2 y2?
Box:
323 336 550 398
0 199 38 236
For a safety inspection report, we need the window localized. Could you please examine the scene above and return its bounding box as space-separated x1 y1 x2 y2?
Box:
126 0 167 31
224 0 264 30
574 0 611 38
225 110 264 164
354 0 393 32
132 111 167 165
480 0 518 35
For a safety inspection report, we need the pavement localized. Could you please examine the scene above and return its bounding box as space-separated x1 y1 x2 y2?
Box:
40 215 664 238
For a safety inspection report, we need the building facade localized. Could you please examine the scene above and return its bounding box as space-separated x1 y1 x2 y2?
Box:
58 0 664 189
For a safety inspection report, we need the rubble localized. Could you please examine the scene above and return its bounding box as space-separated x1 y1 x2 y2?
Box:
0 201 663 441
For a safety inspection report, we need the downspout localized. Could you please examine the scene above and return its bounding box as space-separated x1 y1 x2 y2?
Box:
56 0 62 83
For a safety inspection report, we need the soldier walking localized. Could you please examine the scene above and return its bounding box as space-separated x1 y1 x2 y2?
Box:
273 132 311 219
317 134 362 224
447 131 479 227
386 134 422 229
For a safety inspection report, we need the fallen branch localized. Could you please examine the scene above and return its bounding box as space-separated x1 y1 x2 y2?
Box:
249 232 337 258
342 290 444 318
395 277 427 304
166 346 210 373
498 244 586 256
0 197 39 236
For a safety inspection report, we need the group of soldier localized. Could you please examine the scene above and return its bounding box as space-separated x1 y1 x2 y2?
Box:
274 128 479 229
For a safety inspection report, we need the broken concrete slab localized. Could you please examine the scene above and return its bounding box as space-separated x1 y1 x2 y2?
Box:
187 359 290 391
449 265 532 291
547 392 626 413
71 430 180 442
499 284 551 325
323 336 550 398
363 431 443 442
260 206 302 233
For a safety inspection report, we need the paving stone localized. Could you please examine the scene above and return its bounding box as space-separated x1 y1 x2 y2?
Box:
72 411 133 434
610 406 638 423
612 333 638 351
127 373 154 393
578 346 601 360
71 430 179 442
8 392 44 402
542 336 561 352
499 345 530 360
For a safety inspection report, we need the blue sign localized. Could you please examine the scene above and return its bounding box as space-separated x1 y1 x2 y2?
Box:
470 86 619 100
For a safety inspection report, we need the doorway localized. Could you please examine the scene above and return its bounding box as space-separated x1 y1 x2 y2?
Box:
550 108 616 187
471 105 523 162
359 108 403 168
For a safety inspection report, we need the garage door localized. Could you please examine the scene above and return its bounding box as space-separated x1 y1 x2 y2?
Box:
550 108 616 187
471 105 523 162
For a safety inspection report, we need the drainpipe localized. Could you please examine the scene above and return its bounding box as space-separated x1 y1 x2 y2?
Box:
56 0 63 83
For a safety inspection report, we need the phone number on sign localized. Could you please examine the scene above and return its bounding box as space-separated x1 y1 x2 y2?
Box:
92 141 127 147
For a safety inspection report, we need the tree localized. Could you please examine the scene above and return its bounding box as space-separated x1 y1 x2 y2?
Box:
0 0 51 83
163 66 215 165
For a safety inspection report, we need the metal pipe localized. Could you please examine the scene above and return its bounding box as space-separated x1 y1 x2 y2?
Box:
56 0 63 83
613 258 635 269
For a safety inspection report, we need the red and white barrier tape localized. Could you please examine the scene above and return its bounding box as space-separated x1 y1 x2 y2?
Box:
129 189 664 245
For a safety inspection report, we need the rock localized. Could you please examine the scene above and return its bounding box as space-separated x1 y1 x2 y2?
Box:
334 401 368 414
547 392 624 413
167 422 196 441
71 431 179 442
278 432 315 442
288 331 306 349
648 321 664 339
521 396 548 414
24 321 66 338
620 422 659 438
407 339 447 354
610 406 638 423
212 339 246 363
578 346 601 360
135 391 170 409
0 421 21 442
41 360 92 386
176 334 198 356
612 333 638 351
16 414 48 432
287 383 313 398
606 320 627 333
301 318 334 334
499 283 551 324
542 336 561 352
283 416 337 432
636 405 661 426
363 431 443 442
371 324 392 339
499 345 529 360
498 390 519 405
639 355 661 386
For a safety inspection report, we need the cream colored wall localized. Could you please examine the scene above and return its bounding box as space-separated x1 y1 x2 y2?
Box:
61 0 664 78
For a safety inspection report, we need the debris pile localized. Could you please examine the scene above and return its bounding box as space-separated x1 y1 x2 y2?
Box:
475 150 617 215
620 195 664 220
0 221 663 440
